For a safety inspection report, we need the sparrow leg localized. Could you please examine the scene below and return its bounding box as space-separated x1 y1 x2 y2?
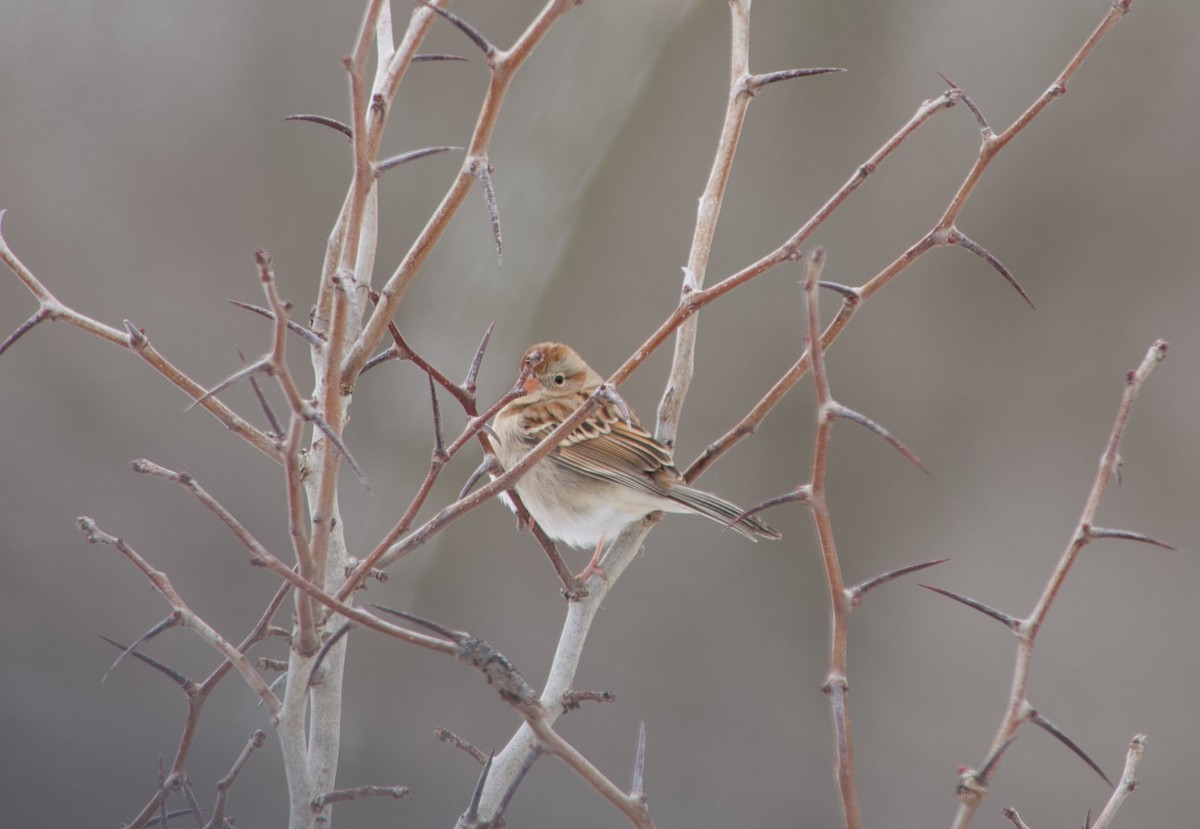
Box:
574 533 609 583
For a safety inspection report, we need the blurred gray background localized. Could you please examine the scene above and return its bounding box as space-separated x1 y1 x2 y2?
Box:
2 1 1197 827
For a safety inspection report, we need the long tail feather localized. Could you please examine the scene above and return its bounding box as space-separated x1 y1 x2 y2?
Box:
667 484 781 541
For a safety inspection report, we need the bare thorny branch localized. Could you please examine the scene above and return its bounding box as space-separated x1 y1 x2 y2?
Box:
941 341 1167 829
0 212 279 461
79 522 289 828
4 2 610 825
0 1 1164 828
476 2 1154 827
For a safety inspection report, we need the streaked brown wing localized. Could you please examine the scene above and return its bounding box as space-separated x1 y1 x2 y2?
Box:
514 394 677 494
564 414 671 468
553 409 679 497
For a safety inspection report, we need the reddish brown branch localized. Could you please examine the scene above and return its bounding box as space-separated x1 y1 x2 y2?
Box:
687 2 1130 485
343 0 579 384
209 730 268 828
76 517 279 712
798 248 863 829
0 214 279 461
950 340 1167 829
129 460 456 656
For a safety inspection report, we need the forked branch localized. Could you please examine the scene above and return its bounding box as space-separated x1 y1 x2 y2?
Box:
688 1 1134 484
0 213 278 461
947 340 1167 829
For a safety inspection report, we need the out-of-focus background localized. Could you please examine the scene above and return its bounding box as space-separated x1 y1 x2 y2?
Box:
1 1 1197 826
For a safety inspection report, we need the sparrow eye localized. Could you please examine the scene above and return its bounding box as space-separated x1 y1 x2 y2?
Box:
552 374 566 386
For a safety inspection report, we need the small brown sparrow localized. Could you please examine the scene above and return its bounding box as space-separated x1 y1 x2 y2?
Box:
492 343 780 560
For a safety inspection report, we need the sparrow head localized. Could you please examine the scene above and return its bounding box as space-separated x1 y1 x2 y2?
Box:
520 342 603 395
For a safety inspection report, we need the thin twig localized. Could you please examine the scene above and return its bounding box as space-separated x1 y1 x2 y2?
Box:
342 0 579 384
206 730 267 829
800 247 863 829
311 785 410 810
0 213 279 460
337 354 540 596
1090 734 1146 829
951 340 1167 828
562 689 616 709
118 570 290 829
657 0 843 446
129 459 454 655
523 715 657 829
684 0 1131 483
77 518 280 713
435 728 489 764
1001 806 1033 829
